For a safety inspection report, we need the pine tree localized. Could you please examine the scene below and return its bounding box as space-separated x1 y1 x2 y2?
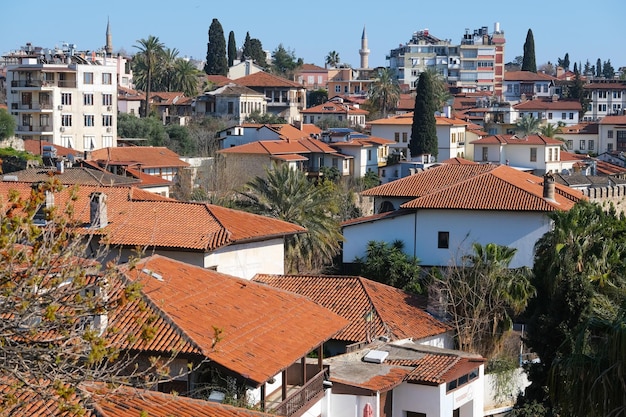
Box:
409 71 438 159
602 59 615 79
521 29 537 73
241 32 251 59
204 18 228 76
227 31 237 67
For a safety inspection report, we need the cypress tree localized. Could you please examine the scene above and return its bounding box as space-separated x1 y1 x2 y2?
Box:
521 29 537 73
204 18 228 75
409 71 438 159
596 58 602 78
227 31 237 67
242 32 252 59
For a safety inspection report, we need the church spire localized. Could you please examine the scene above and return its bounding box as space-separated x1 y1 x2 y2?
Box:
105 17 113 56
359 26 370 69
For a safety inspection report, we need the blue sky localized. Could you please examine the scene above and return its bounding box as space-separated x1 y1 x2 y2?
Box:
2 0 623 70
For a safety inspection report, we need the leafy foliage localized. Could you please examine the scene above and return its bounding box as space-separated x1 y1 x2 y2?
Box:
522 29 537 73
515 114 541 137
245 111 286 124
0 108 16 140
204 18 228 76
241 32 268 68
354 240 423 293
117 113 168 146
325 51 340 68
308 89 328 107
271 44 303 79
368 68 401 117
237 163 343 273
410 71 438 158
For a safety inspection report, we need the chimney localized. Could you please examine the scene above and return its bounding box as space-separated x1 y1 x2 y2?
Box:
56 160 64 174
552 94 559 102
543 173 555 201
89 192 108 228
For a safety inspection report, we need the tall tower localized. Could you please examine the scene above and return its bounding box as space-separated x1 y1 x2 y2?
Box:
359 26 370 69
105 18 113 56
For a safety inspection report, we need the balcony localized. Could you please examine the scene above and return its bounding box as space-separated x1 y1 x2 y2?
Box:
267 369 327 417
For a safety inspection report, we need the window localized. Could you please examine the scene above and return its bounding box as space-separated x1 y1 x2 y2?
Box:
548 148 553 161
39 114 49 127
569 112 574 120
608 143 614 152
102 135 113 147
394 132 400 142
335 85 341 93
598 91 607 99
101 73 110 85
227 102 234 114
566 140 573 150
84 72 93 84
367 149 372 161
344 86 348 93
598 104 607 112
547 112 553 119
588 140 594 150
543 84 548 93
83 93 93 106
61 114 72 127
482 147 488 162
561 113 566 119
530 147 537 162
451 133 456 143
102 93 113 106
608 130 614 139
579 140 586 150
61 93 72 105
381 169 386 177
102 115 113 126
402 132 408 143
62 136 74 148
83 135 95 150
84 115 95 127
438 232 449 249
613 91 622 99
617 131 626 151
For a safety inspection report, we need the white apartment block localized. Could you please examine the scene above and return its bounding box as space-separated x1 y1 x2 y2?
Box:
582 80 626 121
387 23 505 96
5 43 118 153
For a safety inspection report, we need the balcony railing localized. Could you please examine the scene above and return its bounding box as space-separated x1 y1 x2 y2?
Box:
271 369 327 417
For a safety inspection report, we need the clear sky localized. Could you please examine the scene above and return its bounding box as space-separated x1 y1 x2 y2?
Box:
1 0 623 71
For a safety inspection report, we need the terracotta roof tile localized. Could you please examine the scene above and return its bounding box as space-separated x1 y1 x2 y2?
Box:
471 134 563 145
332 366 412 391
504 70 556 82
234 71 302 88
253 275 449 343
514 99 581 111
6 167 140 187
117 256 349 386
600 115 626 125
90 147 190 169
439 157 478 165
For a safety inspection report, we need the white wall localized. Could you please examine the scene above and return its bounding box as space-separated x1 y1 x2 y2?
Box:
207 238 285 279
328 393 377 417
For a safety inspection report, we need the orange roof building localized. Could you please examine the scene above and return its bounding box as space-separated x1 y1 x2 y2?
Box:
252 274 451 354
343 164 584 268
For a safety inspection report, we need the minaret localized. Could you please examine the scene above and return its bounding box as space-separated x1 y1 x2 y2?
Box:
105 18 113 56
359 26 370 69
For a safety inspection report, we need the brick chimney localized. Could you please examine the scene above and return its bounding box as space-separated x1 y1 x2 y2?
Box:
543 172 555 201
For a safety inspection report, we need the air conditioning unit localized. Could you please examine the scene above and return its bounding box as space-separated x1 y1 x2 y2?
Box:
106 106 112 111
60 127 65 132
57 105 63 110
106 127 112 133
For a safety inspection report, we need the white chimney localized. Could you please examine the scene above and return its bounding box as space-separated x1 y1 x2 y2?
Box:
89 192 108 228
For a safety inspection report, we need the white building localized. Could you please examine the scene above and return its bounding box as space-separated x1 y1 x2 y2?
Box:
5 43 118 152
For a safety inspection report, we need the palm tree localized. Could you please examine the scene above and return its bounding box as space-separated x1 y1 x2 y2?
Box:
368 68 401 117
173 59 201 98
238 163 343 273
515 114 541 137
134 35 164 117
540 122 568 150
158 47 180 92
325 51 340 68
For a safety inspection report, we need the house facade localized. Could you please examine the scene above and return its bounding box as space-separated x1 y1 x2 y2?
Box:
296 63 329 90
514 97 582 127
194 83 267 124
300 99 368 129
502 71 556 103
582 79 626 121
5 43 118 152
342 164 583 268
598 115 626 153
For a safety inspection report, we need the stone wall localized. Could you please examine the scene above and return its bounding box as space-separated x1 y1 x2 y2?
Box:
581 185 626 214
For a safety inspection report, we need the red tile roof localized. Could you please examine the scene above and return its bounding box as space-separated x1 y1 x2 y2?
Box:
252 275 449 343
206 74 232 87
368 113 467 127
301 101 368 116
560 122 598 134
218 137 337 156
404 354 484 385
439 157 478 165
0 183 305 251
514 99 581 111
471 134 563 145
117 255 349 386
600 115 626 125
504 70 556 82
90 147 190 169
23 139 83 158
234 71 302 88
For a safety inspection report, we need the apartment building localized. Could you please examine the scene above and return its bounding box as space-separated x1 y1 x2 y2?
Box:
387 23 505 95
5 43 118 153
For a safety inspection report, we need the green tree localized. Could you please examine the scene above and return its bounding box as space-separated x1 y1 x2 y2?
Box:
410 71 438 158
172 59 201 97
245 110 286 124
204 18 228 76
157 47 180 92
117 113 167 147
596 58 602 78
515 114 541 137
325 50 340 68
134 35 165 117
354 240 422 293
368 67 401 117
0 107 16 140
583 60 592 76
271 44 302 79
602 59 615 79
165 124 193 156
520 201 626 414
557 53 570 71
227 31 237 67
539 123 562 138
522 29 537 73
241 32 268 68
238 163 343 273
308 89 328 107
566 72 591 119
433 243 534 358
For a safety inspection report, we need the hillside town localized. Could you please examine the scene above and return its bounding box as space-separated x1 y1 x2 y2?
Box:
0 17 625 417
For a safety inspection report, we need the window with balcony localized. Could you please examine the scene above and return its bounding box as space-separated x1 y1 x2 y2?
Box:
84 72 93 84
61 93 72 105
84 93 94 106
